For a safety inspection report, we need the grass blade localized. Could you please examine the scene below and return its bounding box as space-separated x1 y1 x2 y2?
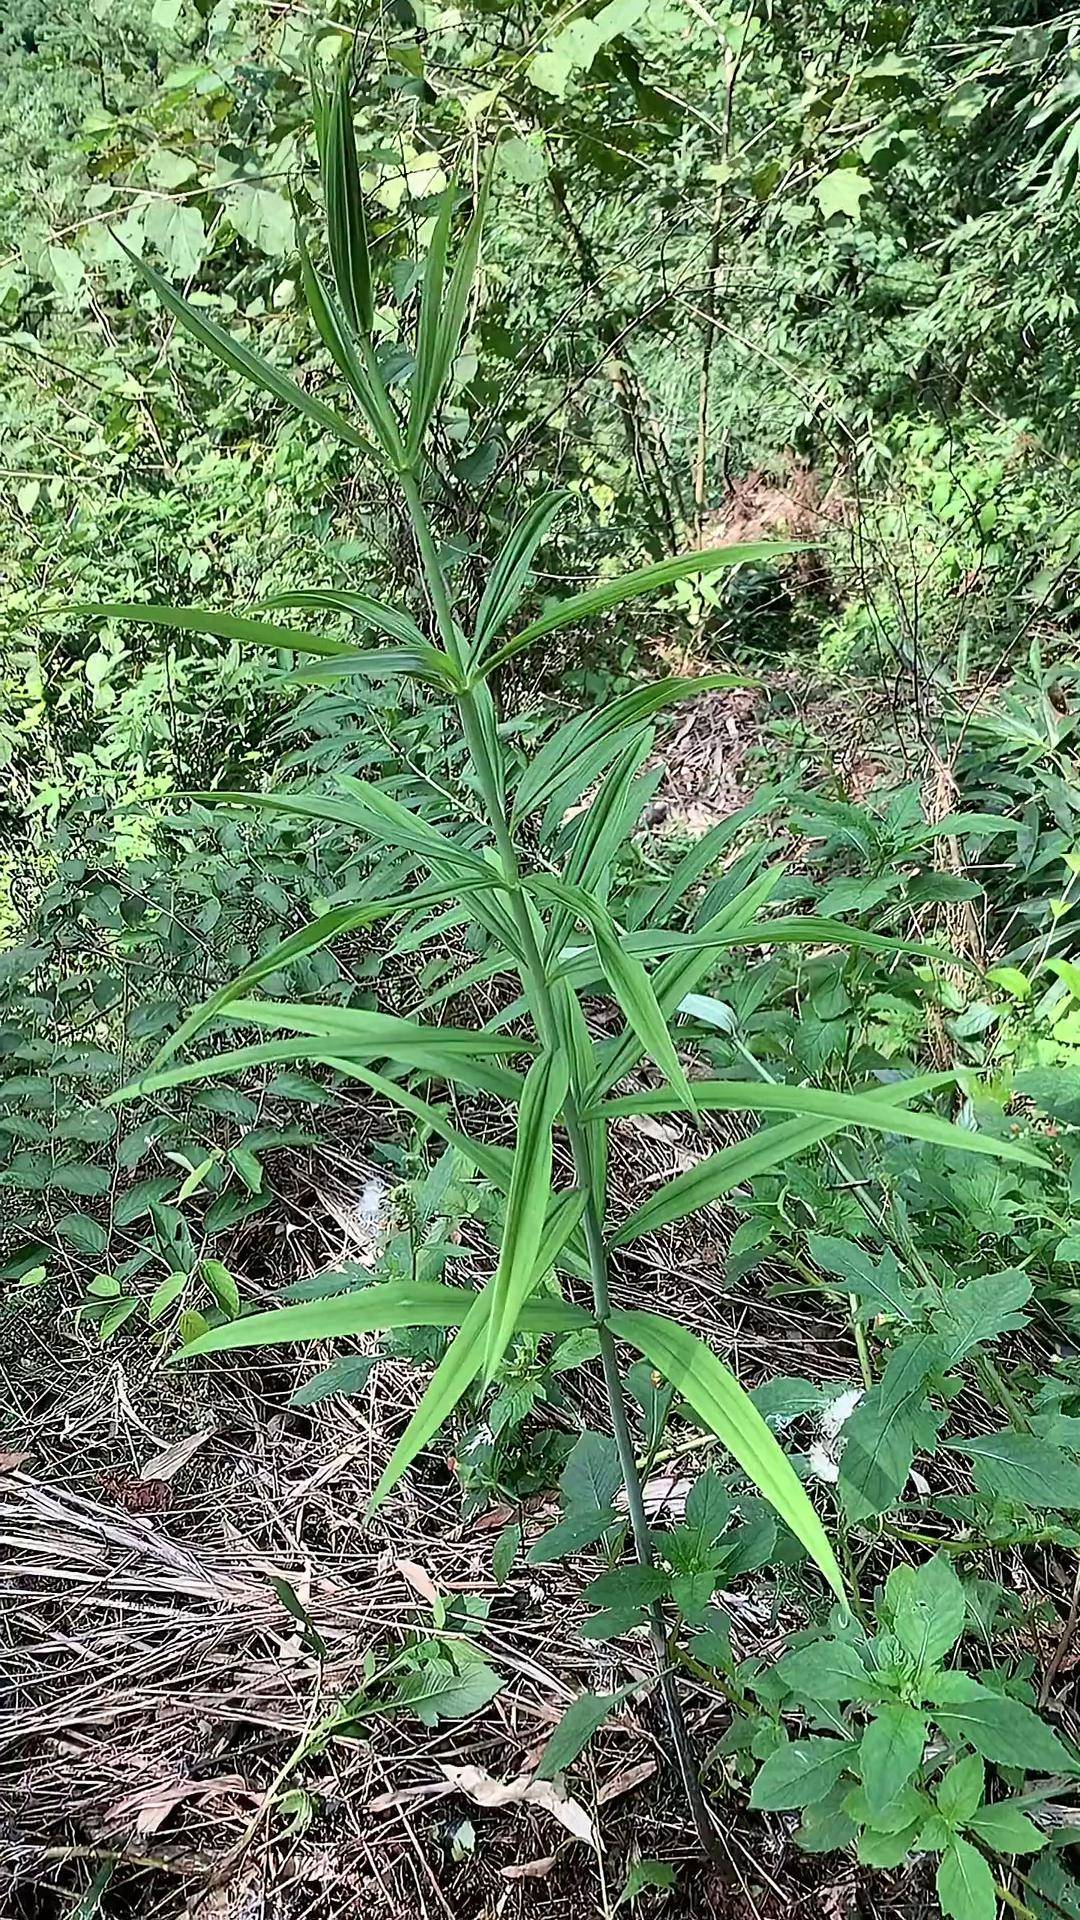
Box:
175 1280 478 1356
111 1035 526 1107
368 1276 592 1515
252 588 428 651
513 675 754 825
531 875 696 1114
71 603 360 657
608 1306 846 1601
153 883 484 1068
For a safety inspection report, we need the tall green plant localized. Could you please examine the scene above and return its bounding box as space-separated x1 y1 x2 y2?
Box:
82 67 1045 1846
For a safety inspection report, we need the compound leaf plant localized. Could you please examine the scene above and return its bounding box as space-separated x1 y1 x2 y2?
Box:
81 65 1047 1847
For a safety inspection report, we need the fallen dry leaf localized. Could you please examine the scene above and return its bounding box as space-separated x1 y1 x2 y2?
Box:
439 1764 598 1848
396 1559 440 1607
597 1759 657 1806
140 1426 215 1483
622 1114 681 1146
105 1773 252 1836
501 1857 557 1882
0 1451 30 1474
637 1474 695 1520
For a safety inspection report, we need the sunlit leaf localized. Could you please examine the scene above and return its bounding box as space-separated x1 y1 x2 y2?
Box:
608 1306 845 1600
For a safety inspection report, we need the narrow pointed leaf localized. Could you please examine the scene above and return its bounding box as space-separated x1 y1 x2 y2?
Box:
408 187 453 454
252 588 428 651
325 63 374 336
295 221 400 458
71 603 359 657
486 544 799 674
473 491 570 654
272 646 455 688
321 1057 513 1191
607 1075 958 1244
483 1049 570 1379
408 162 492 457
607 1306 845 1601
123 242 372 451
368 1275 592 1515
589 864 786 1100
593 1078 1047 1168
221 997 532 1062
153 882 484 1068
513 676 755 825
111 1034 527 1107
530 875 696 1114
175 1280 477 1356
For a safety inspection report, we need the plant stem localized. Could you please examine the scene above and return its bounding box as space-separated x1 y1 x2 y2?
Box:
399 467 717 1855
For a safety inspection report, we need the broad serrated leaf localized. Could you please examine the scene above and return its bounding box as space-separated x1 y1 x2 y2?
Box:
749 1738 855 1811
936 1754 985 1823
929 1675 1078 1773
936 1838 997 1920
773 1640 871 1704
965 1803 1047 1854
535 1683 639 1781
885 1552 966 1667
527 1506 621 1565
859 1705 928 1818
945 1431 1080 1510
392 1650 504 1726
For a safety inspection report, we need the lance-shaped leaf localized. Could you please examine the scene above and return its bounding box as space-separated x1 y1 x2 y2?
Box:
368 1246 592 1517
513 674 753 825
295 222 401 459
111 1034 528 1106
184 782 498 888
176 1280 477 1355
152 881 491 1068
483 1048 570 1379
559 913 944 982
485 544 798 675
407 160 493 457
607 1307 845 1601
71 603 361 658
592 1078 1047 1169
530 875 696 1115
271 646 456 689
175 1279 590 1361
221 996 532 1065
606 1076 953 1246
322 1058 513 1192
253 588 428 652
588 864 786 1101
325 62 374 338
121 242 372 452
473 491 569 655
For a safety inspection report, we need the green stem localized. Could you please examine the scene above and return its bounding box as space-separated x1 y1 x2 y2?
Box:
399 466 716 1855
